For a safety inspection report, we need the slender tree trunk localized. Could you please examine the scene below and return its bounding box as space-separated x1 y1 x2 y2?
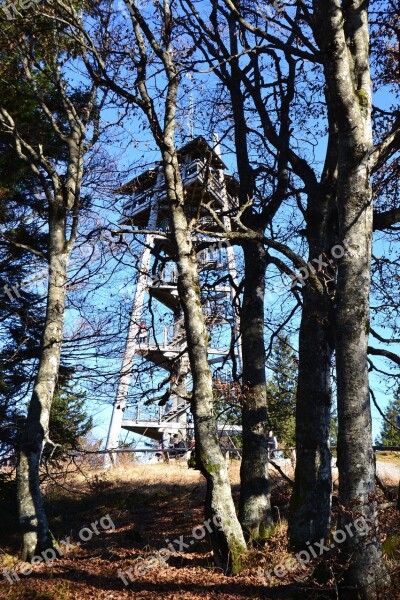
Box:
239 240 272 541
17 201 69 561
126 0 246 570
163 152 247 573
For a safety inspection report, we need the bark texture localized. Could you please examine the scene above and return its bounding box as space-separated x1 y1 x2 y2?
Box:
226 22 272 538
288 124 338 547
239 241 272 541
7 79 87 559
288 285 333 547
0 34 94 558
125 0 247 571
335 155 388 598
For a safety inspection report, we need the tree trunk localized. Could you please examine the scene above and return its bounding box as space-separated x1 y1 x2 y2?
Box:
125 0 247 570
17 201 68 561
288 284 333 547
288 157 337 548
314 1 390 595
239 240 272 541
163 152 247 573
225 21 272 539
335 148 389 598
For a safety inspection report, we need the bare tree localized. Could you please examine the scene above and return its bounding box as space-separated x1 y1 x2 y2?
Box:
0 15 106 559
202 3 400 570
311 0 397 595
182 0 336 545
49 0 248 571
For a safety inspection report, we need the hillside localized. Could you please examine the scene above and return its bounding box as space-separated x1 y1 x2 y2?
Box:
1 459 399 599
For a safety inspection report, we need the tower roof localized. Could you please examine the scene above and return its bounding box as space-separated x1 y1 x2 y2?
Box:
115 136 227 196
177 136 227 169
115 167 158 196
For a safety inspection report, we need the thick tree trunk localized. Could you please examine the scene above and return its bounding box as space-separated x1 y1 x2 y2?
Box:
288 285 333 547
164 153 247 573
314 1 390 596
239 240 272 541
289 168 337 547
17 202 68 561
335 149 389 598
226 26 272 539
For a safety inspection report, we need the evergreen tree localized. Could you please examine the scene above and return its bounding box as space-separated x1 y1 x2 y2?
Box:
42 376 93 462
1 371 93 466
266 335 297 449
0 165 46 464
377 389 400 447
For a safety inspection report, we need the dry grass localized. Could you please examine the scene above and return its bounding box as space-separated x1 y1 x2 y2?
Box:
73 461 205 488
48 459 295 509
376 452 400 467
43 451 400 494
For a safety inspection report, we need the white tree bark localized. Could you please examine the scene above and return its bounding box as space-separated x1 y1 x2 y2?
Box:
17 199 70 560
168 162 247 570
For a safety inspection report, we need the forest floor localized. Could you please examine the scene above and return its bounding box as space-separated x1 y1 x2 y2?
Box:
0 458 399 600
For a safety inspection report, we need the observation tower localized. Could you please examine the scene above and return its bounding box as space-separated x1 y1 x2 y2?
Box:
105 137 242 465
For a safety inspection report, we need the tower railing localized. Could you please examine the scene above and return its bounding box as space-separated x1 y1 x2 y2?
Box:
122 158 237 217
123 401 190 424
136 325 186 352
123 405 164 423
